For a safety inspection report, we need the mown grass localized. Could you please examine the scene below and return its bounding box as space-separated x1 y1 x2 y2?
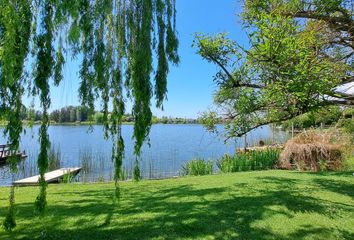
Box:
0 170 353 240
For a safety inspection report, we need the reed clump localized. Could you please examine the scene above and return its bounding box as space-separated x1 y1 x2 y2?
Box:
279 130 349 171
181 158 213 176
217 148 280 173
48 145 61 171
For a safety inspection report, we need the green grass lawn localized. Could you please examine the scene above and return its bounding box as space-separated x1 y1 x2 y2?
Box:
0 170 353 240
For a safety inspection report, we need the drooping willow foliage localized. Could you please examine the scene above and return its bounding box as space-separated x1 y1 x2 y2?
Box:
0 0 178 231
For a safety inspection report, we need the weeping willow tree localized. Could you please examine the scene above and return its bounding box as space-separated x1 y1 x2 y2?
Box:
0 0 178 232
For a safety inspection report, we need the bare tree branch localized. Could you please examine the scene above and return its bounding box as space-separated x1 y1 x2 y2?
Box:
198 42 264 89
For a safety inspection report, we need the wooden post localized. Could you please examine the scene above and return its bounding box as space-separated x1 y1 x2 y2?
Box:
291 122 294 138
272 124 275 144
244 134 247 151
235 138 238 154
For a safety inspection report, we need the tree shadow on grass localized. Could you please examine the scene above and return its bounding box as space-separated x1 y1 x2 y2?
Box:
287 225 354 240
312 178 354 199
2 178 353 240
289 171 354 199
292 171 354 177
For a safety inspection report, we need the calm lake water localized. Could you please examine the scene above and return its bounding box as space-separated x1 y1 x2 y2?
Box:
0 124 289 185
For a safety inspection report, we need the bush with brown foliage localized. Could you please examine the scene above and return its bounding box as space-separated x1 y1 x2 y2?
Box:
279 130 349 171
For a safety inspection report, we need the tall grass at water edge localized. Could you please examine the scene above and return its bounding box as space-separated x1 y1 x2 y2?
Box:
48 145 61 171
180 158 213 176
217 149 281 173
79 148 129 182
180 149 281 176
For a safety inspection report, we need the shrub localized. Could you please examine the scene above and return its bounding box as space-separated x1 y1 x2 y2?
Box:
281 106 342 129
94 112 104 124
337 119 354 135
342 157 354 171
181 158 213 176
342 107 354 119
217 148 280 173
279 130 348 171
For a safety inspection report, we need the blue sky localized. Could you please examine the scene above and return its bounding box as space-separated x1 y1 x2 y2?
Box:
45 0 248 118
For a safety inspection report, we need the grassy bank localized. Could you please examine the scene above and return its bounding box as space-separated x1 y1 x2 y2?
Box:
0 170 353 239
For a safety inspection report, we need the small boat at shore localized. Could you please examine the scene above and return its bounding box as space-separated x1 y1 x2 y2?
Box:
0 144 27 164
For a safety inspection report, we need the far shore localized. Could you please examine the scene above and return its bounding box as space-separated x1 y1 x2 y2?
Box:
0 121 202 127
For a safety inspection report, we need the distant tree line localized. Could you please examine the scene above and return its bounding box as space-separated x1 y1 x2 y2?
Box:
7 105 352 128
15 106 89 123
14 106 199 124
152 116 198 124
49 106 90 123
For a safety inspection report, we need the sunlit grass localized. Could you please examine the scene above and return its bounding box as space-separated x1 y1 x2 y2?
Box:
0 170 353 239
